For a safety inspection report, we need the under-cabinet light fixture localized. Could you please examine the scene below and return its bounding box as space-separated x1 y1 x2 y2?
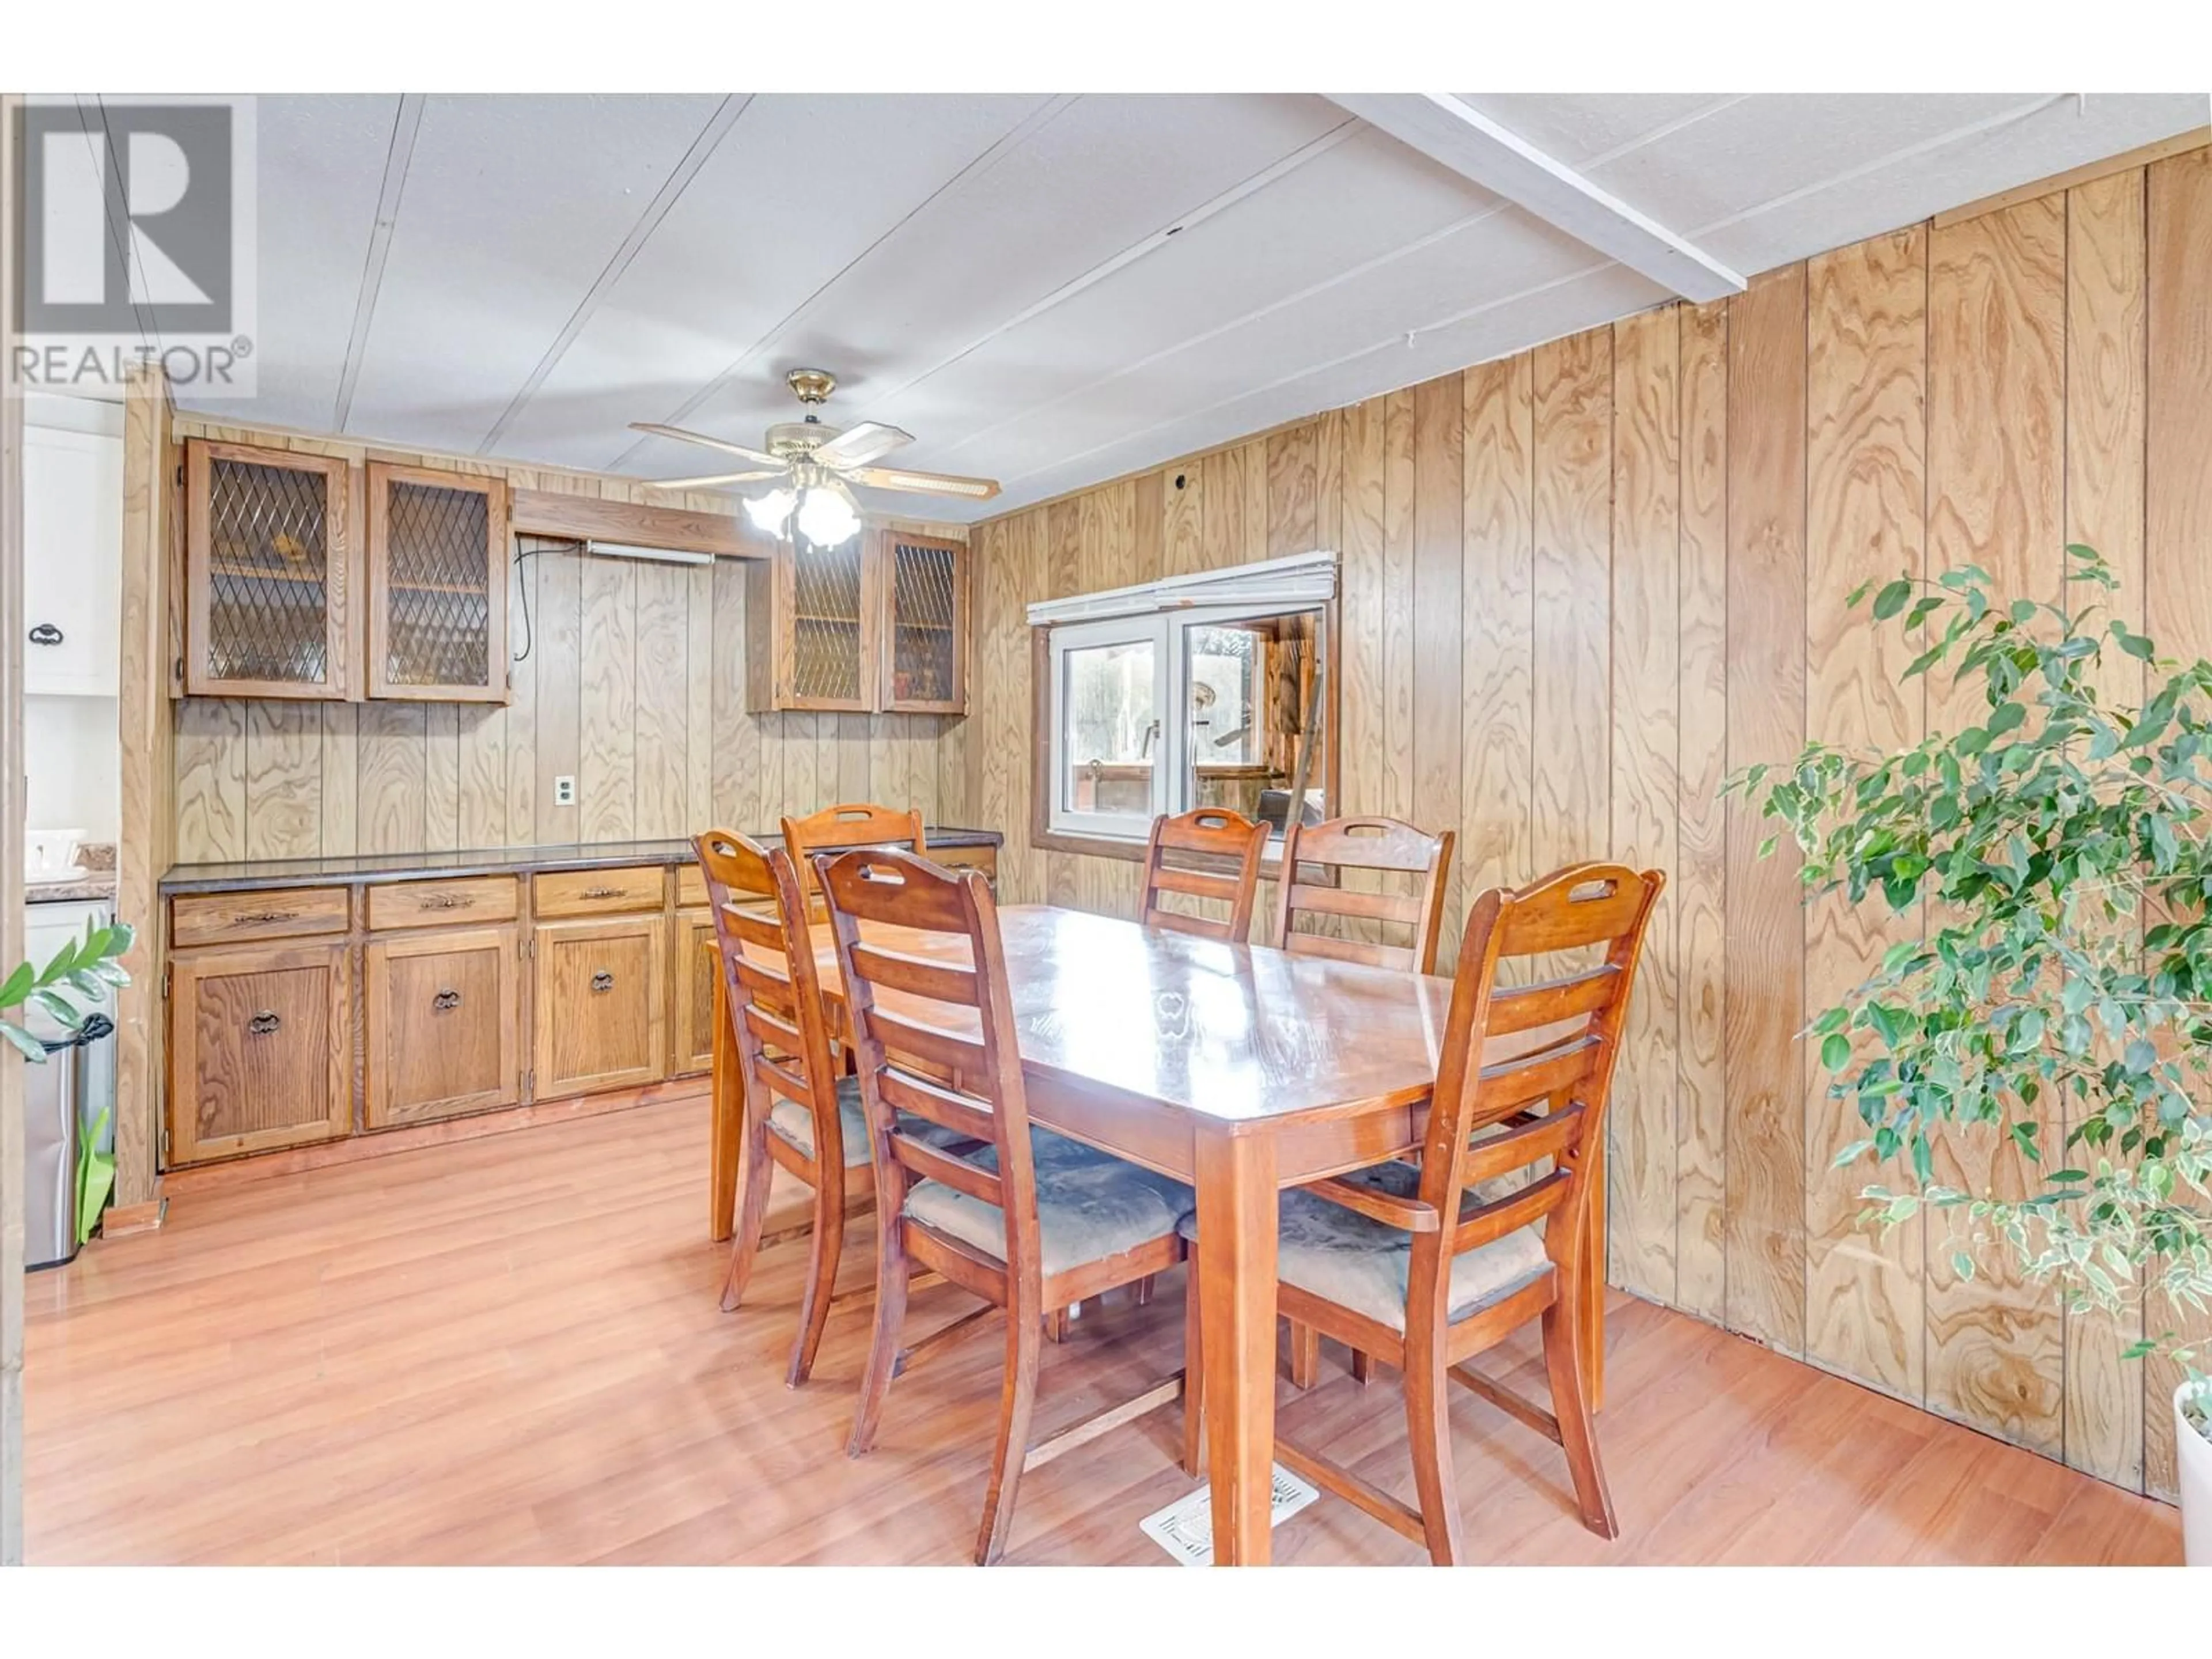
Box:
582 540 714 567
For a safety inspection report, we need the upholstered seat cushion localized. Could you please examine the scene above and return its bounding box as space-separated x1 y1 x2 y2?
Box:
1176 1157 1551 1332
903 1129 1192 1277
766 1075 968 1168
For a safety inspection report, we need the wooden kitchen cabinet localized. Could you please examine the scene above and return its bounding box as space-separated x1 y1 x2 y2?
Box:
880 529 967 713
184 440 351 699
672 909 719 1077
168 941 351 1164
745 528 968 715
365 462 510 703
533 916 666 1097
364 926 524 1128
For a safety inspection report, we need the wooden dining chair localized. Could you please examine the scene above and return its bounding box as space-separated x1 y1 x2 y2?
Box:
699 828 969 1388
821 847 1192 1566
1137 806 1270 944
781 801 926 906
1182 861 1664 1565
1274 815 1456 972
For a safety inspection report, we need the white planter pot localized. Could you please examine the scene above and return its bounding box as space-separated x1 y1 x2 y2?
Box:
2180 1380 2212 1567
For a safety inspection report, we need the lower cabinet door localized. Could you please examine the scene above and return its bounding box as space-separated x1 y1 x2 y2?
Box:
533 916 667 1097
168 942 350 1165
364 926 522 1128
671 908 718 1078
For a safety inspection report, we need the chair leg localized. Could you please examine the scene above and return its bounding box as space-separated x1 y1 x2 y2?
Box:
718 1112 776 1313
786 1170 844 1388
1543 1296 1619 1539
1350 1348 1374 1386
1133 1274 1156 1307
846 1220 910 1458
1289 1320 1320 1389
1043 1306 1069 1343
976 1286 1044 1566
1403 1335 1463 1566
1181 1277 1205 1478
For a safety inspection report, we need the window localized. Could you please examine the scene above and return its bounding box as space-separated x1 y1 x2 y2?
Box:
1034 554 1335 849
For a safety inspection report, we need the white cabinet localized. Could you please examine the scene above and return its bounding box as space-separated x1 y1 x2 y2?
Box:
24 423 123 698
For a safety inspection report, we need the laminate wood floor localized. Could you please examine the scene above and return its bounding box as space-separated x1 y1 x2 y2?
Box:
23 1094 2184 1565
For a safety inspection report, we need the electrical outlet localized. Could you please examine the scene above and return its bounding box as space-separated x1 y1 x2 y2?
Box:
554 775 577 808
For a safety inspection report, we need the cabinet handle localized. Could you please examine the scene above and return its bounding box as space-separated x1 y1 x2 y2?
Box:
589 969 615 993
431 988 462 1012
28 623 63 646
421 893 475 911
247 1010 282 1036
233 910 296 926
581 885 624 900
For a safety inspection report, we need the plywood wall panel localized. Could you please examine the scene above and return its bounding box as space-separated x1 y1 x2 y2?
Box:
1458 356 1535 913
1802 226 1928 1400
1675 299 1730 1325
319 703 358 858
424 703 460 851
1379 390 1417 824
1265 422 1319 557
532 539 584 846
1607 307 1683 1305
243 700 321 862
356 700 428 856
173 698 247 865
632 559 691 842
2063 168 2149 1490
1722 262 1808 1359
2142 144 2212 1502
1411 375 1465 963
1925 198 2067 1456
578 556 637 844
1339 397 1389 842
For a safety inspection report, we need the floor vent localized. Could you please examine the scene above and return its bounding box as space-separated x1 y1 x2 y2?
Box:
1139 1465 1319 1566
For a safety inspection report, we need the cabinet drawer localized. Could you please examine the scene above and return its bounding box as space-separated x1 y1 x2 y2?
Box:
535 865 666 918
366 875 520 931
365 926 522 1128
533 917 668 1096
167 942 350 1166
676 863 707 910
172 887 350 949
930 844 997 885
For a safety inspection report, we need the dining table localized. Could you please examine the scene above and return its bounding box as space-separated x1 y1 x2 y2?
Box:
704 901 1605 1566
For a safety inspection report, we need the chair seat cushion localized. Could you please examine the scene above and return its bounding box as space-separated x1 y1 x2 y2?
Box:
903 1130 1191 1278
766 1075 967 1168
1177 1157 1551 1332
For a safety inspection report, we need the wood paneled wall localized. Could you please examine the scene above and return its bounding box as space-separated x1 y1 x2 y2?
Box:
166 420 965 864
961 143 2212 1501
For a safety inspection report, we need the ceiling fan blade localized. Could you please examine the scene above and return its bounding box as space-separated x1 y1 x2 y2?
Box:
850 464 1001 502
646 467 789 490
811 421 913 470
628 421 783 469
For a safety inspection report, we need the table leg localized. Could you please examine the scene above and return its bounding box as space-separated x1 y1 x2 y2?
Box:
708 965 739 1243
1194 1127 1278 1566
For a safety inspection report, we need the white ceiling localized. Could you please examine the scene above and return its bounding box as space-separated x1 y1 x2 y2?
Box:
177 92 2208 521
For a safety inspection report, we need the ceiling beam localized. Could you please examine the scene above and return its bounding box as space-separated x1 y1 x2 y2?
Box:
1325 93 1746 302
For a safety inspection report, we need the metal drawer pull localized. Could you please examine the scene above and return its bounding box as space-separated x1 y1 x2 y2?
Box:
432 988 462 1012
234 910 297 926
589 969 615 993
29 623 63 646
421 893 475 911
247 1010 282 1036
581 885 626 900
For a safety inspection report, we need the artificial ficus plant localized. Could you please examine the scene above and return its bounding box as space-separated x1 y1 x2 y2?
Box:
1727 546 2209 1374
0 918 134 1062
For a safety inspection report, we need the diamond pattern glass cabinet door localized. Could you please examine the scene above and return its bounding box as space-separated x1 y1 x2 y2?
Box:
370 465 505 698
789 535 868 705
190 444 342 695
887 536 961 710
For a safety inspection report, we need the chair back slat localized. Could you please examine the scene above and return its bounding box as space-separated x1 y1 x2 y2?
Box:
1403 861 1664 1328
819 847 1049 1294
1275 816 1454 973
1138 808 1269 944
694 828 848 1172
782 802 926 904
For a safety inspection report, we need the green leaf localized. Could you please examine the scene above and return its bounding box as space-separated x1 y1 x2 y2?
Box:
1820 1033 1851 1071
1872 578 1913 621
1952 1251 1976 1282
1986 701 2026 736
0 1021 48 1063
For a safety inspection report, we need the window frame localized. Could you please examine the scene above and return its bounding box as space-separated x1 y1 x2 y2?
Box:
1028 555 1339 865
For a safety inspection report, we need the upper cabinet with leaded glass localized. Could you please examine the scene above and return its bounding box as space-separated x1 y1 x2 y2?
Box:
365 463 510 703
184 440 350 699
880 529 967 714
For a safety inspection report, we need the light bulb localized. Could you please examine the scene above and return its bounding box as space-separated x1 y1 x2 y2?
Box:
794 479 861 548
744 488 795 535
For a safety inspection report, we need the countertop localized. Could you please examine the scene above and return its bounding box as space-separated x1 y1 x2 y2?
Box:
27 874 118 905
160 827 1003 895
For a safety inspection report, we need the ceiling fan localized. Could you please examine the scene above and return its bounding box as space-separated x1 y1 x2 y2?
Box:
630 369 999 548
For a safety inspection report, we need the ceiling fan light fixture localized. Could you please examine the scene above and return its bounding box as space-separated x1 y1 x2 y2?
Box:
744 487 796 535
794 476 861 548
